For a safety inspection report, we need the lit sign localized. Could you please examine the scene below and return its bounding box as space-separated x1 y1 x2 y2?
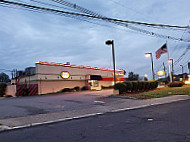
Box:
60 71 70 79
156 71 165 76
113 73 124 76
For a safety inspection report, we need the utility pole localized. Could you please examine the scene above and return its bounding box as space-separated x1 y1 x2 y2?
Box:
163 62 166 78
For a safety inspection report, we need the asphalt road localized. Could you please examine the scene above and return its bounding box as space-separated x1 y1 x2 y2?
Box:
0 90 125 119
1 99 190 142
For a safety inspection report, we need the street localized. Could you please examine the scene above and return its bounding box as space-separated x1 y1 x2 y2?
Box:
0 99 190 142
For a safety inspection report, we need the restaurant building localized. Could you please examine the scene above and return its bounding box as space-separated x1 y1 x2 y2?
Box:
10 61 125 95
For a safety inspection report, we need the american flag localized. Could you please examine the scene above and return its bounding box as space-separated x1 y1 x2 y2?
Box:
155 43 168 59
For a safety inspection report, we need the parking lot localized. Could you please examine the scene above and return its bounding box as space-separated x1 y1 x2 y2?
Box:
0 89 124 119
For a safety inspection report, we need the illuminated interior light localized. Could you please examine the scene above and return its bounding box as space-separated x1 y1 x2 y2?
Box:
64 64 71 67
185 81 190 84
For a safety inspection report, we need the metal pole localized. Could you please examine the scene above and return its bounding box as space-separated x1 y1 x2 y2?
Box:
111 40 116 86
180 65 184 74
171 59 174 73
15 69 18 96
167 46 172 82
180 65 184 81
150 53 155 80
170 59 174 81
163 62 166 78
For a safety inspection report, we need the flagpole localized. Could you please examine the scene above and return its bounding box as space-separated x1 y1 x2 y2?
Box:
166 42 172 82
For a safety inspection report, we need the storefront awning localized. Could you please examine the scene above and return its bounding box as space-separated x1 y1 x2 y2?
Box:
90 75 102 80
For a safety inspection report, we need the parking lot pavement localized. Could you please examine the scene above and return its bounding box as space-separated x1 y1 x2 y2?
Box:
0 89 125 119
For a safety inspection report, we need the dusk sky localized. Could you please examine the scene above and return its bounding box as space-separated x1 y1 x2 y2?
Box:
1 0 190 79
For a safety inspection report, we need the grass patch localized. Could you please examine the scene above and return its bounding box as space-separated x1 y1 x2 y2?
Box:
119 85 190 99
0 123 3 126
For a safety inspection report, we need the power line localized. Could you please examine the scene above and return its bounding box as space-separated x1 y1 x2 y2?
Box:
29 0 78 12
50 0 188 41
0 69 13 72
109 0 185 32
50 0 190 29
1 0 190 43
174 46 190 66
55 0 189 73
175 62 189 73
17 0 142 35
51 0 186 32
170 21 190 58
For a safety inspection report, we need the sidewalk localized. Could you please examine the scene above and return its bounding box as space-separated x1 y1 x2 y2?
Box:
0 95 189 131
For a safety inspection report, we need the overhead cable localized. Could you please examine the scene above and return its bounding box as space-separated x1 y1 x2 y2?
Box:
0 0 190 42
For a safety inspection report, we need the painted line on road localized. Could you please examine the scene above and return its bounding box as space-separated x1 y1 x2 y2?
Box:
1 97 189 132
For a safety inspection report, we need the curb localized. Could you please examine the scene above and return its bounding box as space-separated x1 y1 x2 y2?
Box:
110 95 139 100
0 96 189 133
0 125 11 131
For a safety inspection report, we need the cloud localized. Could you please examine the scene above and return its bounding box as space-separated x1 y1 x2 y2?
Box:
0 0 190 79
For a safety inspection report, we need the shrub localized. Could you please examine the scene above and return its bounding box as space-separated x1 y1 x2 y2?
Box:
147 82 152 90
144 82 150 90
114 81 158 94
154 81 159 89
114 83 127 94
81 86 88 90
4 95 12 98
61 88 72 92
167 81 184 87
131 81 138 92
141 81 146 91
138 81 144 91
0 83 7 97
149 81 154 90
74 86 80 91
123 82 133 92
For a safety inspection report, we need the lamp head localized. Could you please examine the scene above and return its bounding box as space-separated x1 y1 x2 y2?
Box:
105 40 113 45
145 53 151 58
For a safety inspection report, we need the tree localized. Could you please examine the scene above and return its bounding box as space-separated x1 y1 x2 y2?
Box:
128 72 139 81
0 72 10 83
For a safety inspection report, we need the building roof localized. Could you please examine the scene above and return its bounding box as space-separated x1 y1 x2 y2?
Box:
35 61 124 73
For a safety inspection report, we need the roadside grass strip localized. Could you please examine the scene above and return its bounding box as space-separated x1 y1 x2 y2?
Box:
120 85 190 99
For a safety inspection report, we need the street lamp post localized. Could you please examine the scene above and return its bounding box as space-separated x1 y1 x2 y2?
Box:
169 59 174 81
105 40 116 86
145 53 155 80
169 59 174 74
180 65 184 74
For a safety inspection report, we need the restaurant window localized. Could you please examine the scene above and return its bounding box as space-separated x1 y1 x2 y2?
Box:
88 80 99 87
